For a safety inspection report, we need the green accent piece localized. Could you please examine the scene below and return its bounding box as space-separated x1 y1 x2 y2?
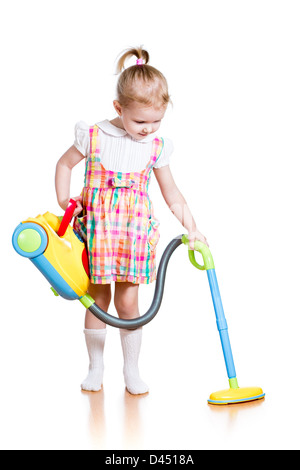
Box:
17 229 42 253
181 234 215 270
79 294 95 308
50 287 59 297
229 377 239 389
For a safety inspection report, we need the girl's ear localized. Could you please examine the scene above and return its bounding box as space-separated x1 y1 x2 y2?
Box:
113 100 122 116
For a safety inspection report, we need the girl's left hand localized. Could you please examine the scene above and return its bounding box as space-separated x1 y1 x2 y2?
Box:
188 229 209 250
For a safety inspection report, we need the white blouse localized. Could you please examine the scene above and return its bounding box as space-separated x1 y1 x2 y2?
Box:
74 120 173 173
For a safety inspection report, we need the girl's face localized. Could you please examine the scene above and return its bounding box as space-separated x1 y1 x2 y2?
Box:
113 100 166 141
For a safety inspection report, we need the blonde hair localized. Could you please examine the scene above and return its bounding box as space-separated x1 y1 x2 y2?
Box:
115 47 171 109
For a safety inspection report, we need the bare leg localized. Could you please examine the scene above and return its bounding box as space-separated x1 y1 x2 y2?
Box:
85 283 111 330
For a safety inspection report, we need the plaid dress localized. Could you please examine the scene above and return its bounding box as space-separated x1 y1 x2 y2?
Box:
74 125 164 285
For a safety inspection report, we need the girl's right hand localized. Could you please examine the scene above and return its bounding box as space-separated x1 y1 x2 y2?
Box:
60 196 83 217
71 195 83 217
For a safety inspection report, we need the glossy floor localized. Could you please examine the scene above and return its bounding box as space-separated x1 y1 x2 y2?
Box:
0 312 298 450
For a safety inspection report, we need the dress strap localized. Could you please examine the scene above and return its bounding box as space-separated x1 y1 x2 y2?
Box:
89 125 100 159
84 125 100 188
145 137 164 171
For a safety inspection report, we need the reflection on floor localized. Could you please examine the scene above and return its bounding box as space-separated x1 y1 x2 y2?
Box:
82 388 149 450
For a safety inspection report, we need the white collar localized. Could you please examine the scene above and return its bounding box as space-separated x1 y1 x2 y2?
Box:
96 120 156 143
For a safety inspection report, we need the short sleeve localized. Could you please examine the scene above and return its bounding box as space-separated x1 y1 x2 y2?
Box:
154 138 174 169
73 121 90 157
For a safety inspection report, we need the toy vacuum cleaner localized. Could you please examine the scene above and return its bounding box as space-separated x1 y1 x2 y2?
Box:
12 199 265 405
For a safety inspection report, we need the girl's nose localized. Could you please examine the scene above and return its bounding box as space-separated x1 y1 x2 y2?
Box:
143 125 152 134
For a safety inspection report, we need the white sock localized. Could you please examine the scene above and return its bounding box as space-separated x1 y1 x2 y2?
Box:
81 328 107 392
120 328 149 395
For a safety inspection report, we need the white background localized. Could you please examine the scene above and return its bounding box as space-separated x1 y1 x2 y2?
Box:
1 0 300 450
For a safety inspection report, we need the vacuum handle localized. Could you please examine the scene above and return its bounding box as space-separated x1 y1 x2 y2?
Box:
57 199 77 237
182 234 215 271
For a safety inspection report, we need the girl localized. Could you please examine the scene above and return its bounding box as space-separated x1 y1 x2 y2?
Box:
55 47 208 395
